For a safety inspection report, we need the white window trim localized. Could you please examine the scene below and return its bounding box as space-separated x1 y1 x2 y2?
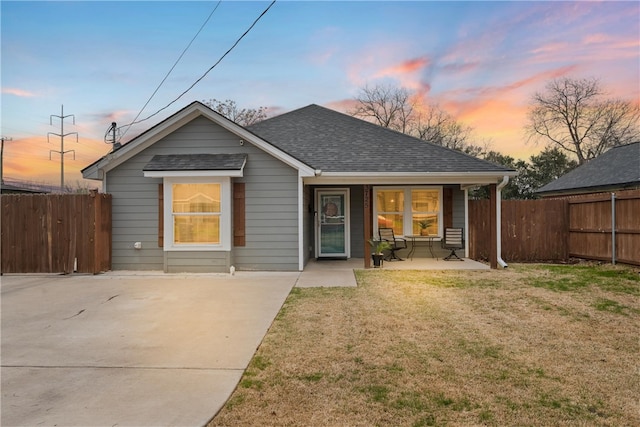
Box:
163 176 231 251
373 186 444 237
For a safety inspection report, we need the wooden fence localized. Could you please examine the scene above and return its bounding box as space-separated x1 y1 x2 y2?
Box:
469 189 640 266
469 199 569 262
567 190 640 266
1 193 112 274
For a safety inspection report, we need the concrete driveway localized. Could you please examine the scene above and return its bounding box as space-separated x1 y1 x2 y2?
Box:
1 271 297 427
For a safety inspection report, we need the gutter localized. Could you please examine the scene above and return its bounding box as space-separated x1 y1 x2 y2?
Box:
496 175 509 269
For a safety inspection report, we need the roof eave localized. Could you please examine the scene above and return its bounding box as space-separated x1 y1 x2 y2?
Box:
305 171 517 185
81 102 316 181
537 182 640 197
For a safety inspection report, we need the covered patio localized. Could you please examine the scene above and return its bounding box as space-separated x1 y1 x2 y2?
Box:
296 257 489 287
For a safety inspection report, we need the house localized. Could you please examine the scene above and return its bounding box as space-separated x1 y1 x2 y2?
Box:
536 142 640 197
82 101 516 273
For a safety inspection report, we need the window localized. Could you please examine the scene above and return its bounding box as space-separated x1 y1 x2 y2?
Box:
164 177 231 251
172 183 220 244
374 187 442 237
411 189 440 235
376 189 404 236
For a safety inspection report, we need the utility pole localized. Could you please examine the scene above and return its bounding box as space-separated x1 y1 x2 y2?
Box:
1 135 13 187
48 105 78 192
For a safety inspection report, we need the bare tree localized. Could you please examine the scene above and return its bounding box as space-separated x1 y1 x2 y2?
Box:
203 99 267 126
349 84 415 133
526 77 640 165
414 105 474 151
350 84 485 155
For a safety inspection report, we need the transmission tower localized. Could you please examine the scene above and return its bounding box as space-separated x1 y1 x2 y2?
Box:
48 105 78 191
1 135 13 186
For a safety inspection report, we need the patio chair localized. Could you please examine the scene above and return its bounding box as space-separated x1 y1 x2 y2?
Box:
442 227 464 261
378 227 407 261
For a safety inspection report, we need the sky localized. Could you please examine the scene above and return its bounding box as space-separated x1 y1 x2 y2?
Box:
1 0 639 189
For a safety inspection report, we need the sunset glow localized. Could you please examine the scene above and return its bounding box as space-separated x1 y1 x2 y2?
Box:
2 1 638 188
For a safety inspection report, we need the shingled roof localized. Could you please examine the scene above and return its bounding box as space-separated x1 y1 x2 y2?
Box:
536 142 640 196
143 154 247 171
248 104 514 174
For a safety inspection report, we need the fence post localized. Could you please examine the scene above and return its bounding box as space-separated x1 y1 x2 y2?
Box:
611 193 616 265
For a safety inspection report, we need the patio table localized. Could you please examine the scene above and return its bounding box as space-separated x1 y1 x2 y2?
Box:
406 235 441 260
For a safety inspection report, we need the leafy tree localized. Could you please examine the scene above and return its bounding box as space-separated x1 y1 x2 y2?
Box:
470 151 526 200
203 98 267 126
524 146 578 195
471 147 578 200
526 77 640 165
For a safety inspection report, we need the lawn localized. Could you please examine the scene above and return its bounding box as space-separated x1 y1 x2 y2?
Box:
209 264 639 427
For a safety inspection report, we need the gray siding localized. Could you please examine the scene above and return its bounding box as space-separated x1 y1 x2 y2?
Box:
451 185 465 229
349 186 365 258
107 116 299 272
303 185 312 265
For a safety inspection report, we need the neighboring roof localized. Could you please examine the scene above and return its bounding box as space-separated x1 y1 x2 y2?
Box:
248 104 514 174
143 154 247 171
0 178 55 194
536 142 640 196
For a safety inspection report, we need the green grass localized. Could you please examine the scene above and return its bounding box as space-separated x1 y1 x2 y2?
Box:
523 264 640 294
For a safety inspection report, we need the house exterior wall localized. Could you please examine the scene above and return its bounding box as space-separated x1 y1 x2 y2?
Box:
452 185 465 229
106 116 299 272
349 186 365 258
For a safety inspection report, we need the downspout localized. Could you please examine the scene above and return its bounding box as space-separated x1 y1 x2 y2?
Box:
496 175 509 269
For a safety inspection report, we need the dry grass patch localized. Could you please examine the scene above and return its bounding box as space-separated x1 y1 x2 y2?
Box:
209 264 639 426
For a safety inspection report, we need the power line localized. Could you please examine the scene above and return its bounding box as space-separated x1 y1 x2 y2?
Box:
119 0 276 139
119 0 223 142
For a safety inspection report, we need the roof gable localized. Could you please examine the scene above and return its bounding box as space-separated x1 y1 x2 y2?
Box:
537 142 640 195
248 104 514 174
81 101 315 180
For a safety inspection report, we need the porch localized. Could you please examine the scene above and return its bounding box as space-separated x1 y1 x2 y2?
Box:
296 257 489 287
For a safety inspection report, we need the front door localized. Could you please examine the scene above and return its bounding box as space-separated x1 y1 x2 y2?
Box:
316 189 350 258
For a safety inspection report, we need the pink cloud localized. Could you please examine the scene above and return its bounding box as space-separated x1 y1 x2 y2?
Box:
374 57 430 78
2 87 36 97
324 98 358 114
529 42 571 55
583 33 613 44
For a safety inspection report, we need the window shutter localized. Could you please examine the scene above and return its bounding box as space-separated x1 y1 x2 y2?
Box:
233 182 246 246
443 188 453 228
158 183 164 247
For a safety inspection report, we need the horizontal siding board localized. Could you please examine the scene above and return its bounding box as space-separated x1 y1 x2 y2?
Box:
234 262 298 271
166 250 230 273
245 234 299 243
235 241 298 249
247 213 298 221
113 262 164 270
234 249 298 259
245 190 298 199
112 204 157 214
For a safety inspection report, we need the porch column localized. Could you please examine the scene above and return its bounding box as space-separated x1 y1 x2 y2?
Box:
489 184 498 269
364 184 371 268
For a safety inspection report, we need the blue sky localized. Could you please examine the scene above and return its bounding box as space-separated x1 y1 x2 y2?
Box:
2 1 638 186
